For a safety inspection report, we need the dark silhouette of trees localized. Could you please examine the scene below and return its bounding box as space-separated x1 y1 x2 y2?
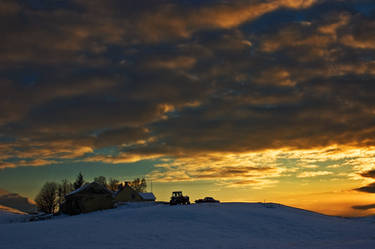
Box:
130 177 147 192
57 179 73 207
108 178 120 191
34 174 149 215
73 172 84 190
93 176 107 187
35 182 59 214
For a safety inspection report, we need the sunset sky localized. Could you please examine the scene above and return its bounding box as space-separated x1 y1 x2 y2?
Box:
1 0 375 217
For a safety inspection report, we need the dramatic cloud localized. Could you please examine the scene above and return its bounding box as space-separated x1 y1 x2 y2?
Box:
354 169 375 194
354 183 375 193
297 171 333 178
1 0 375 201
360 169 375 179
352 203 375 210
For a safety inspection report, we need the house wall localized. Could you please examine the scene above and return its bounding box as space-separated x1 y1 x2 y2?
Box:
61 182 115 215
115 186 143 202
62 194 114 215
79 195 114 213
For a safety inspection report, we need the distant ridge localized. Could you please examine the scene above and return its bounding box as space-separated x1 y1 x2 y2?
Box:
0 188 9 195
0 188 37 214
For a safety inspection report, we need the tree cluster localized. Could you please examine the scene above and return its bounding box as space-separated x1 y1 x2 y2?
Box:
34 172 148 214
129 178 147 193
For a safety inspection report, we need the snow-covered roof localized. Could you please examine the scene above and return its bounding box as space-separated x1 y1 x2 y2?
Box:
66 183 90 196
66 182 112 197
138 192 156 201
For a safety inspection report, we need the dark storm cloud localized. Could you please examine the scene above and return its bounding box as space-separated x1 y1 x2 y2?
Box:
354 183 375 193
354 170 375 193
360 170 375 179
134 3 375 155
352 203 375 210
1 0 375 168
0 0 318 66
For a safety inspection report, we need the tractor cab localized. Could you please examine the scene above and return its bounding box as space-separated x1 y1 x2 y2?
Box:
172 191 183 197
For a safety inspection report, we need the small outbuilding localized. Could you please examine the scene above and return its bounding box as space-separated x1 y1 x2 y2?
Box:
114 182 156 202
138 192 156 202
61 182 115 215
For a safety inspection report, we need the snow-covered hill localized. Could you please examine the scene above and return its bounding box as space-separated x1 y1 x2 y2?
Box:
0 203 374 249
0 188 37 214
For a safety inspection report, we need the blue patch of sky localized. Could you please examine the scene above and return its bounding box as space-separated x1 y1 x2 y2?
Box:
18 74 38 87
300 1 358 17
353 2 375 16
243 9 309 35
0 67 42 87
0 136 16 143
91 146 119 157
100 45 132 65
242 1 370 36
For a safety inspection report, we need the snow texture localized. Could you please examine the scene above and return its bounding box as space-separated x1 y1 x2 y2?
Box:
0 203 374 249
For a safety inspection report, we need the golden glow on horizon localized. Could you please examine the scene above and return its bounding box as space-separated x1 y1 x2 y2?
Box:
144 145 375 216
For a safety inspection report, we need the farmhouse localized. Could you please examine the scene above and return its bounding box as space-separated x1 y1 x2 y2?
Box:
114 182 156 202
61 182 115 215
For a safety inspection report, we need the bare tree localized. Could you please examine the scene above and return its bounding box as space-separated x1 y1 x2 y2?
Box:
130 177 147 192
35 182 59 214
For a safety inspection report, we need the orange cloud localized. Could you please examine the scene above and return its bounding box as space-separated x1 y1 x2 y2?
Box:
83 153 162 164
136 0 318 42
297 171 333 178
341 35 375 49
145 56 197 70
0 159 57 169
0 0 20 16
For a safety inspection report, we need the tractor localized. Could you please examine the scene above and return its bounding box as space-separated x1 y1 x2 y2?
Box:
170 191 190 205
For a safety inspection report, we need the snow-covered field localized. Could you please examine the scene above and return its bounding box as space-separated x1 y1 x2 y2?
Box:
0 203 374 249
